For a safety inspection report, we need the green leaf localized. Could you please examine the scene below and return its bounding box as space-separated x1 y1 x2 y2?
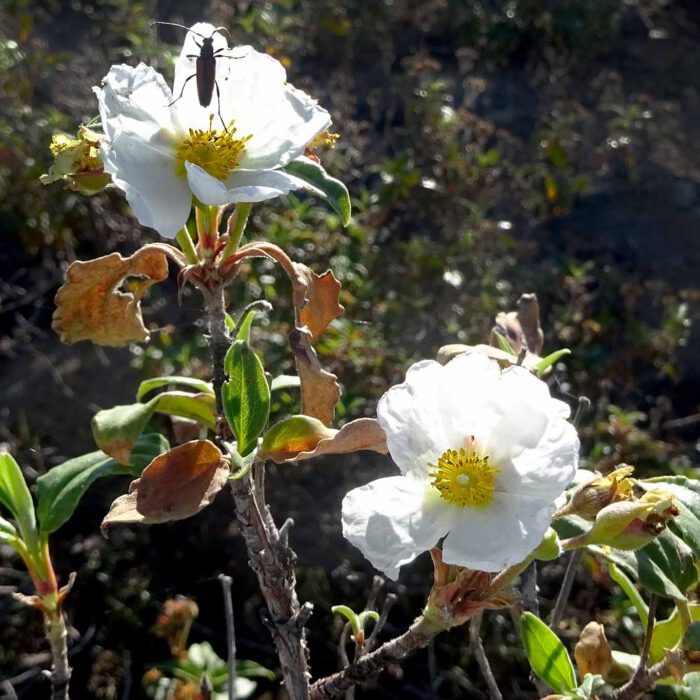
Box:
674 671 700 700
650 603 700 663
609 562 649 627
92 401 156 464
235 309 255 343
589 529 697 601
136 376 213 401
37 433 169 534
0 452 38 547
535 348 571 376
222 340 270 457
493 330 516 356
259 415 334 462
236 659 275 680
92 393 215 463
270 374 301 392
282 157 351 226
636 530 697 600
641 476 700 560
521 612 577 693
332 605 361 637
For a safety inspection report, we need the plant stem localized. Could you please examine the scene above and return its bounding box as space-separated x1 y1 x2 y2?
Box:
46 612 70 700
219 575 237 700
221 203 252 260
549 549 582 629
203 284 311 699
469 612 503 700
310 614 446 699
176 226 199 265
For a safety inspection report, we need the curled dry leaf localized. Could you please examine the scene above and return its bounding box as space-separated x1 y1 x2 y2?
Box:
261 416 388 464
53 246 170 346
290 327 340 427
101 440 229 534
492 292 544 356
574 621 613 677
292 263 344 339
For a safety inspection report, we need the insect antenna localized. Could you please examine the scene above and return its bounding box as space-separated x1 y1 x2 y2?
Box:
150 21 208 40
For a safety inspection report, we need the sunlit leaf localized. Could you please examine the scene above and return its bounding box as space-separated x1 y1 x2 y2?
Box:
270 374 301 392
0 452 38 547
52 246 170 346
283 157 351 226
650 603 700 663
521 612 577 694
261 416 387 464
136 376 213 401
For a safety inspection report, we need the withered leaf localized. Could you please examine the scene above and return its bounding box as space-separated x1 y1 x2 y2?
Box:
290 327 340 426
574 621 613 677
262 417 388 463
53 246 169 346
436 343 542 371
293 263 344 339
101 440 229 533
492 292 544 356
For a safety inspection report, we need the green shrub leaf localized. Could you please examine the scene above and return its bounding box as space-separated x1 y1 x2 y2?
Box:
136 376 213 401
0 452 38 547
222 340 270 457
521 612 577 693
37 433 169 534
282 157 351 225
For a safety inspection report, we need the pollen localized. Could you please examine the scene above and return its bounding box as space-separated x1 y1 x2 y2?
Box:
175 116 251 181
428 444 500 509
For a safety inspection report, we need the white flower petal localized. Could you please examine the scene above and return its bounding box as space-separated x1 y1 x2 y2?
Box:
102 129 192 237
342 476 453 580
185 163 320 206
442 493 555 571
377 360 452 476
217 49 331 169
96 63 175 141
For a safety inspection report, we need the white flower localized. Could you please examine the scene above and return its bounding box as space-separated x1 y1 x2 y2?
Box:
342 352 579 578
94 23 331 237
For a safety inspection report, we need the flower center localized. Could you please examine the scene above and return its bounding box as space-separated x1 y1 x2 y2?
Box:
428 445 500 509
175 117 251 181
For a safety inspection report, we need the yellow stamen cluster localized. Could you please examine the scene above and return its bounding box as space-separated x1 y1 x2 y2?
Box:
308 129 339 150
429 446 500 509
175 117 251 181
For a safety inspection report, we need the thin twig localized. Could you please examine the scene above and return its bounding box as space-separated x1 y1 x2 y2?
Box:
520 562 539 615
624 595 657 694
219 575 237 700
550 549 582 629
469 612 503 700
364 593 397 653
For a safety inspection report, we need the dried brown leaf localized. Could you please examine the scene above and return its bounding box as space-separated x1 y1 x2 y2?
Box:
290 327 341 426
53 246 169 346
436 343 542 371
101 440 229 533
293 263 344 339
574 621 613 677
493 292 544 355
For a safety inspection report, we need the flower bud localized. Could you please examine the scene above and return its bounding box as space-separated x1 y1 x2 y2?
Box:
40 125 111 195
532 528 562 561
560 465 635 520
584 489 679 550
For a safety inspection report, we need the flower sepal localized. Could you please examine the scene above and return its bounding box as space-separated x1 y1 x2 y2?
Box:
425 549 513 629
557 465 635 521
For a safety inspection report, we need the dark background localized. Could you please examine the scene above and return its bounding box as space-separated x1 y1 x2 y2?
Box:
1 0 700 697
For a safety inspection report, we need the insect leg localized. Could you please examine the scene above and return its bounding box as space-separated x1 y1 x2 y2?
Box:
169 73 196 107
214 79 228 133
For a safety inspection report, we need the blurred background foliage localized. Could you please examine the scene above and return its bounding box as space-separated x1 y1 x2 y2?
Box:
1 0 700 697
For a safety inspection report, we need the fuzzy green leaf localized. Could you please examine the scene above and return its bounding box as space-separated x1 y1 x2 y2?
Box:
521 612 577 694
282 157 351 226
0 452 37 547
222 340 270 457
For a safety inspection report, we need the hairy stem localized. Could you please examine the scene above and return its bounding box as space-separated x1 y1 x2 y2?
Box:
46 612 70 700
203 285 311 700
310 615 446 699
